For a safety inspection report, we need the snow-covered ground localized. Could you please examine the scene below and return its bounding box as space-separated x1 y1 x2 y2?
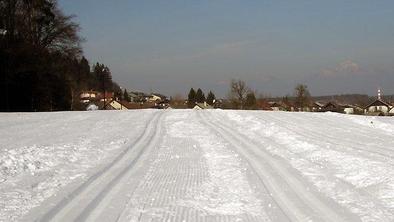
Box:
0 110 393 221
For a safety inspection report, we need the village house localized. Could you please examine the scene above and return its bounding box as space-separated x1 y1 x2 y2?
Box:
129 91 149 103
268 101 285 111
155 100 170 109
97 99 128 110
193 102 213 110
364 89 393 116
312 101 325 112
315 101 362 114
148 93 168 103
342 105 354 114
80 90 99 103
364 99 392 115
108 100 128 110
99 92 114 102
321 101 344 113
343 104 363 115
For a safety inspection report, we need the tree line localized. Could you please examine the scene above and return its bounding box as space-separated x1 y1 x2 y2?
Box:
187 88 216 108
184 79 312 110
0 0 120 111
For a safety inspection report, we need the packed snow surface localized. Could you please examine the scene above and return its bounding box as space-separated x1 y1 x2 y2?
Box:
0 110 393 221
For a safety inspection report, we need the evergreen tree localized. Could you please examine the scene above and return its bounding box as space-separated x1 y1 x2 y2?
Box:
93 63 112 91
188 88 196 108
196 88 205 103
93 63 113 108
123 89 131 102
206 91 216 105
112 82 122 100
245 92 257 109
79 57 91 87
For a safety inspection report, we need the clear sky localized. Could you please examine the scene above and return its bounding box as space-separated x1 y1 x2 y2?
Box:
58 0 394 97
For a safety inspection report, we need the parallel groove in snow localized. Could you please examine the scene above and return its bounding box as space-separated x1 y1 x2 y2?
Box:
215 110 394 221
200 111 350 222
253 112 394 220
80 111 167 222
35 111 164 222
4 110 393 221
266 112 394 159
117 111 268 221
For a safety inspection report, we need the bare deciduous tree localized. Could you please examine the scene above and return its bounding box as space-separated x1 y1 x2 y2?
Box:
294 84 311 111
229 79 250 109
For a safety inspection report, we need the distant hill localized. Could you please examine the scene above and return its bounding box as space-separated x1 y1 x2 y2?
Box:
268 94 394 107
312 94 370 106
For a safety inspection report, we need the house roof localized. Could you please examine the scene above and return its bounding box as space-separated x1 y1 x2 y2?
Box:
121 101 156 109
268 101 283 107
194 103 213 109
150 93 167 99
323 101 341 109
80 90 99 94
365 99 391 109
314 101 325 107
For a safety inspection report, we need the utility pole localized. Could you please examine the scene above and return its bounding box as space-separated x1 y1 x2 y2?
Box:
102 68 106 110
1 29 9 111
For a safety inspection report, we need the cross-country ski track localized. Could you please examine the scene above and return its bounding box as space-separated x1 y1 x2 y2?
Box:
1 109 393 221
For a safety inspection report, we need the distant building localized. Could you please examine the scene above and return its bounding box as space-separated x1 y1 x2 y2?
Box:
148 93 168 103
312 101 325 112
156 100 170 109
193 102 213 110
129 91 149 103
268 101 285 111
342 105 354 114
99 99 128 110
122 101 156 109
80 91 99 103
99 92 114 102
321 101 343 113
364 89 393 115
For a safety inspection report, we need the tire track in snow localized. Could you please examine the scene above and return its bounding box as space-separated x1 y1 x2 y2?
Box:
199 111 351 222
34 111 164 222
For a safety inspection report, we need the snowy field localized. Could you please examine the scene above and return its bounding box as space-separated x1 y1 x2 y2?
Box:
0 110 393 221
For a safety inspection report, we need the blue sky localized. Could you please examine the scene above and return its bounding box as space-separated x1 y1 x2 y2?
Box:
59 0 394 97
